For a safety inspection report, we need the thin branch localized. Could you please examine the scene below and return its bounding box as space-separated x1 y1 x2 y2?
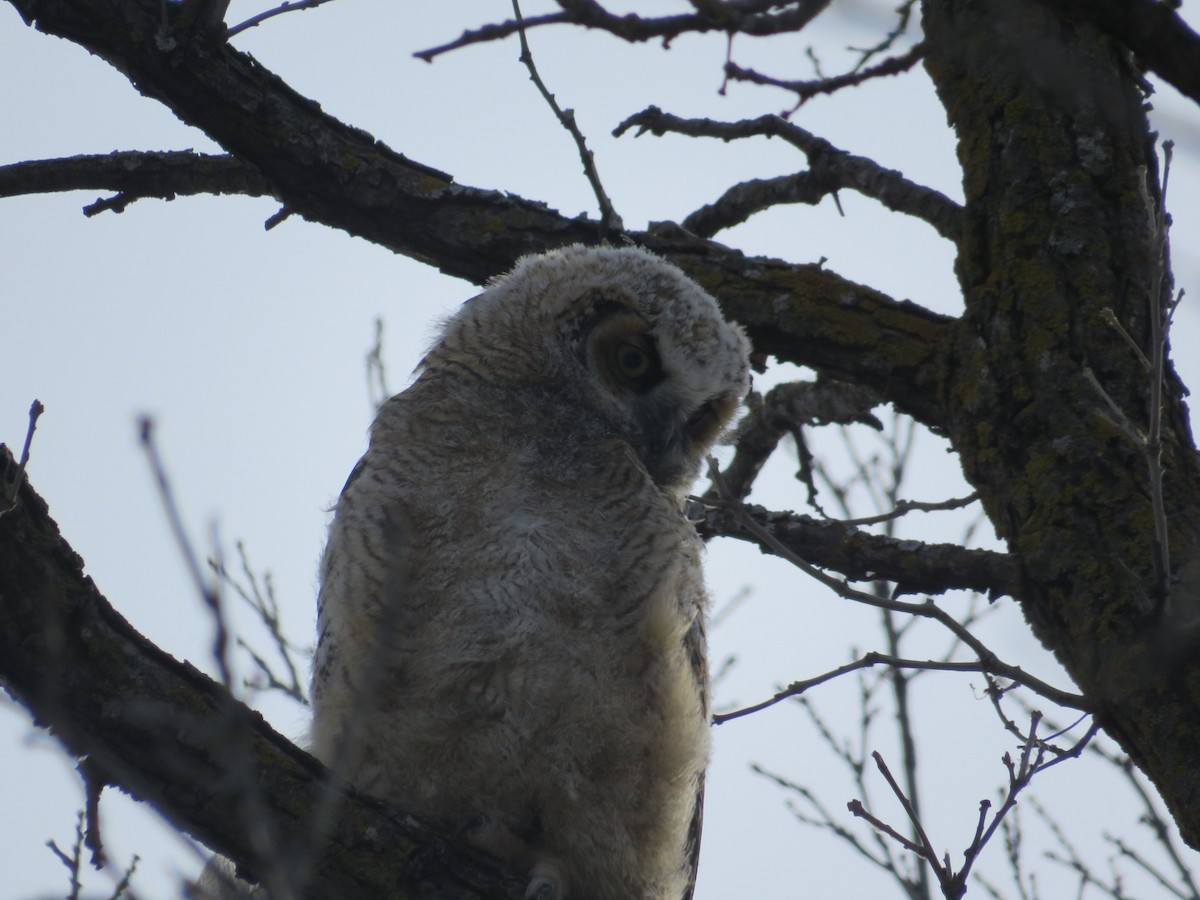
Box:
713 651 1036 724
699 475 1087 712
840 493 979 528
871 751 941 869
415 12 572 61
366 317 392 410
511 0 622 234
725 40 926 113
1086 742 1200 898
848 0 919 72
0 153 273 216
1106 835 1194 900
712 379 882 502
754 763 903 878
848 795 926 855
615 107 963 242
0 399 44 518
137 417 232 690
212 541 311 706
697 500 1022 599
226 0 342 39
414 1 832 62
679 170 846 238
850 714 1100 899
46 811 86 900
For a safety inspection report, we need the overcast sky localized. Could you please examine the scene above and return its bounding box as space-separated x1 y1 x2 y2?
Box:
3 2 1200 898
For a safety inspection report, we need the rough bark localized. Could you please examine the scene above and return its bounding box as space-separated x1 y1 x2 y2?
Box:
922 0 1200 846
0 446 525 899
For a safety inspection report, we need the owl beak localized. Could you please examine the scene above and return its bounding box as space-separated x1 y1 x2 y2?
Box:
684 394 738 449
636 392 739 491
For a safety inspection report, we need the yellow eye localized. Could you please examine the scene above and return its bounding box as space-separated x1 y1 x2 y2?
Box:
613 337 652 379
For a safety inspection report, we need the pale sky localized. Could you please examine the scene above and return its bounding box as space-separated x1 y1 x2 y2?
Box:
3 2 1200 898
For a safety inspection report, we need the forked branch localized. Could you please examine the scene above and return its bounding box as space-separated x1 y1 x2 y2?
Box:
615 107 963 241
850 715 1100 899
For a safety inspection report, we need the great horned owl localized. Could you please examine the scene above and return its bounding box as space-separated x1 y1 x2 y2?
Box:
312 244 750 900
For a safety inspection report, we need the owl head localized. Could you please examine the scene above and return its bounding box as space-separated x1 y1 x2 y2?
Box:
422 244 751 494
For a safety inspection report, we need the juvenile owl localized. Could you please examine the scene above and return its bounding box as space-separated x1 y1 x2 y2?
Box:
312 244 751 900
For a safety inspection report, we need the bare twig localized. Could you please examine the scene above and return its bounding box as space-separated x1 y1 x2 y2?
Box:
46 811 86 900
226 0 343 39
756 763 909 880
366 317 392 410
212 541 311 706
840 493 980 528
869 751 940 864
615 107 963 242
725 41 926 113
415 1 832 62
138 417 233 690
849 0 919 72
850 715 1100 899
701 467 1086 713
714 652 1048 724
711 379 881 502
511 0 623 234
1085 742 1200 898
0 399 44 518
109 854 141 899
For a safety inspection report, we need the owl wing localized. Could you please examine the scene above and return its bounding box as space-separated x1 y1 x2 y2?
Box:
682 772 704 900
681 595 709 900
310 426 419 767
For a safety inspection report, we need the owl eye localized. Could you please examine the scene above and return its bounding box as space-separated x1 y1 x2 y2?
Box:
606 334 663 392
614 338 651 377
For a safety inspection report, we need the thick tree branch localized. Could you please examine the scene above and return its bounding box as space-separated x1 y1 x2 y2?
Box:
1035 0 1200 108
0 152 272 216
715 379 883 502
0 446 523 899
923 0 1200 848
3 0 954 429
699 502 1022 600
616 106 964 243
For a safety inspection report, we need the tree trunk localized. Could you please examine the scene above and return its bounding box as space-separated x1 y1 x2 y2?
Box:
922 0 1200 846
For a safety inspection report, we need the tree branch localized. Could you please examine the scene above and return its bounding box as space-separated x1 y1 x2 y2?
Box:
414 0 831 62
1035 0 1200 108
3 0 953 429
725 40 926 112
0 446 525 900
698 502 1021 600
615 106 964 243
714 379 883 502
713 652 1070 724
0 152 273 215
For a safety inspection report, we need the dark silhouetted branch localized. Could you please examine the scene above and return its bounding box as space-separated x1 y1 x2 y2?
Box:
615 107 963 242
